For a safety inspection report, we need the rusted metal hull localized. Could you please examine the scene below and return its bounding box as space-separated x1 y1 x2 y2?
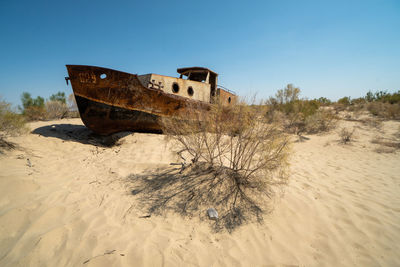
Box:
66 65 210 135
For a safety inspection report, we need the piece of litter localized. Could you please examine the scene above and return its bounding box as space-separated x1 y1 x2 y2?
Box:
207 208 218 220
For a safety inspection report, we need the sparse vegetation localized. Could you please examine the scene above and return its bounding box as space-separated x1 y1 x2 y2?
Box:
20 92 46 121
304 110 337 134
19 91 79 120
265 84 338 136
45 100 69 120
0 97 27 153
337 96 351 106
131 100 290 231
366 101 400 120
339 127 355 144
316 97 332 106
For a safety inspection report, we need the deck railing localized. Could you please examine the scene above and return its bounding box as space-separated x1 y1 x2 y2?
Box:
217 85 236 95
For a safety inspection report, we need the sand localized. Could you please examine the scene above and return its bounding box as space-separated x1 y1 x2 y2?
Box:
0 117 399 266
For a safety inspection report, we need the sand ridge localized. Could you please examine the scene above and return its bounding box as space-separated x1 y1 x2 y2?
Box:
0 118 399 266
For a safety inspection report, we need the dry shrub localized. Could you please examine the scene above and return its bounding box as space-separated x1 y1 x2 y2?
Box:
304 110 337 134
339 127 355 144
367 102 400 120
131 101 290 232
23 106 46 121
0 98 27 153
45 100 69 120
265 108 285 125
284 112 305 135
265 85 320 134
347 103 365 113
332 103 347 113
0 100 26 136
386 104 400 119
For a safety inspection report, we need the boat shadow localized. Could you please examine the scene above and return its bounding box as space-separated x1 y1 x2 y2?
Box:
31 124 133 147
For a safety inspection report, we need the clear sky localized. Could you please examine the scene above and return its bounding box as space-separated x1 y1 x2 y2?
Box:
0 0 399 106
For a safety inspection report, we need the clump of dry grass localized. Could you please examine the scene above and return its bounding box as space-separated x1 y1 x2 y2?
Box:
23 106 46 121
339 127 355 144
304 110 337 134
132 100 290 232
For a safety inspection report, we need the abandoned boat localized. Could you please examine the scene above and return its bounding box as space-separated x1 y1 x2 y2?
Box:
65 65 237 135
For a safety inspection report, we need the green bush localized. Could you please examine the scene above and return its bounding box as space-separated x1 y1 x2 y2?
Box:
337 96 351 106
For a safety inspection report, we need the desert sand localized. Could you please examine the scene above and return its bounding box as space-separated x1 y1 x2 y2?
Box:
0 117 399 266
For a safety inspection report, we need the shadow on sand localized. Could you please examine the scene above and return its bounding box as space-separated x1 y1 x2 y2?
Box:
31 124 133 147
127 163 273 233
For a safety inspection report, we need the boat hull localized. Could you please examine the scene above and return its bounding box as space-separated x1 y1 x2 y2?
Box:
75 95 162 135
66 65 210 135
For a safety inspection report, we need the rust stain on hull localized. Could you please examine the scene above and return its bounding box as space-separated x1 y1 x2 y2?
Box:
66 65 213 135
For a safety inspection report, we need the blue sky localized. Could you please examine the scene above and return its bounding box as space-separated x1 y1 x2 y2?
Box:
0 0 399 106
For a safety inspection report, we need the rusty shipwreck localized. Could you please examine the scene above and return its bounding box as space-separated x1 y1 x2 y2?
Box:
65 65 237 135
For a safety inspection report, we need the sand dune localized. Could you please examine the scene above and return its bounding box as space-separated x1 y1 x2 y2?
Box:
0 118 399 266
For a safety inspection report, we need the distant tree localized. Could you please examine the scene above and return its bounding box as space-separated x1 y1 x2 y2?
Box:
275 84 300 104
374 91 388 101
20 92 33 110
316 97 332 105
365 91 374 102
365 90 400 104
20 92 45 112
49 92 66 104
20 92 46 120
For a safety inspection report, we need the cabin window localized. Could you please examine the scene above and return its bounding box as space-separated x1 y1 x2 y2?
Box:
228 97 231 103
100 73 107 79
187 86 194 96
172 83 179 93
